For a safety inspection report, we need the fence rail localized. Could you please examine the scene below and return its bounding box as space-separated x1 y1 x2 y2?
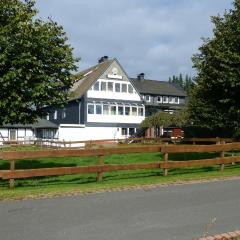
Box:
1 142 240 188
0 137 235 149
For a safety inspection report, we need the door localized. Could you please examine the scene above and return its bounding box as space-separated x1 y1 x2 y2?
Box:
9 129 17 141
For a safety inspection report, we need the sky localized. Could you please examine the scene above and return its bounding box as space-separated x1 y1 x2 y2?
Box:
36 0 232 80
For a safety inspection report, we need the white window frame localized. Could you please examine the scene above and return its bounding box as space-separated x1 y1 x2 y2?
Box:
174 97 179 104
118 105 124 115
163 96 168 103
107 82 114 92
62 108 66 119
87 104 95 114
101 81 107 91
124 106 131 116
122 83 127 93
93 81 100 91
145 95 151 102
169 97 174 104
138 107 144 116
95 104 102 115
128 84 134 94
103 104 110 115
54 110 57 120
115 82 121 93
156 96 162 103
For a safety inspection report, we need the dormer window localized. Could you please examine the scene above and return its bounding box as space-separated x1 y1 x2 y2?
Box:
174 97 179 104
163 96 168 103
145 95 151 102
157 96 162 103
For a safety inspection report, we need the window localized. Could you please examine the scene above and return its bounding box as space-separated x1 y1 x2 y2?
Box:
125 106 130 115
108 82 113 92
54 110 57 119
132 107 137 116
110 106 116 115
118 106 124 115
129 128 135 135
96 104 102 114
103 105 109 115
122 84 127 93
121 128 127 136
115 83 120 92
157 96 162 103
138 107 144 116
88 104 94 114
62 108 66 118
101 82 106 91
93 81 100 91
145 95 151 102
163 96 168 103
128 85 133 94
174 97 179 104
169 97 174 103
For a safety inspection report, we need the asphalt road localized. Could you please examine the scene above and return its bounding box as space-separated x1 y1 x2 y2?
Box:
1 179 240 240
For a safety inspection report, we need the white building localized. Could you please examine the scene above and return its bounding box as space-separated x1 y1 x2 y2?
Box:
46 57 145 141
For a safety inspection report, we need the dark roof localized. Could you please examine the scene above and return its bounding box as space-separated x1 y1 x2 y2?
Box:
131 78 187 97
70 59 114 100
2 119 58 129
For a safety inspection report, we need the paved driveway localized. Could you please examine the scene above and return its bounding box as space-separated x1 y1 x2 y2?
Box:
1 179 240 240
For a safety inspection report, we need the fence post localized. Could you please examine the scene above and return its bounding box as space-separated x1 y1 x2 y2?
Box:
9 160 15 189
163 142 168 176
163 153 169 176
97 155 104 182
220 141 225 171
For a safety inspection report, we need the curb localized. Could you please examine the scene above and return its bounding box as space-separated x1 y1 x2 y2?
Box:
199 230 240 240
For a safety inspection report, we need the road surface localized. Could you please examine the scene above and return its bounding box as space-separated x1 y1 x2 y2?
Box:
1 179 240 240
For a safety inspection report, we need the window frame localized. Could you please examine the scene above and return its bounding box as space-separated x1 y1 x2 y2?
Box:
87 104 95 114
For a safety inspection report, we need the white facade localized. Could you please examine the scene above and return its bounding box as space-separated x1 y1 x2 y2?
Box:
0 128 34 142
87 79 141 101
59 125 137 142
57 59 145 143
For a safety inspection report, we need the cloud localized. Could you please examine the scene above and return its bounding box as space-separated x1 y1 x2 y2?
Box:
36 0 232 79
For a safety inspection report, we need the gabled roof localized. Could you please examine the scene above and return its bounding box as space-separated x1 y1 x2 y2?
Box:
131 78 187 97
70 59 114 100
2 118 58 129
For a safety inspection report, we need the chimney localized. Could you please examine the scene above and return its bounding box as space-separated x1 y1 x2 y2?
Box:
98 56 109 63
137 73 145 81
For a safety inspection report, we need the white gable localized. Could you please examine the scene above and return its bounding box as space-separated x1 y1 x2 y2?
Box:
87 59 142 101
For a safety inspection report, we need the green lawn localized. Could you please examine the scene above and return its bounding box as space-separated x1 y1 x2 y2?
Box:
0 149 240 201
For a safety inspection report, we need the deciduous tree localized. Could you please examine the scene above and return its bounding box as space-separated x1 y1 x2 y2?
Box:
188 0 240 131
0 0 78 124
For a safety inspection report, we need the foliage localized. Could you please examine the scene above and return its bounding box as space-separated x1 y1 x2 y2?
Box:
188 0 240 132
169 73 195 95
140 109 189 130
0 0 78 125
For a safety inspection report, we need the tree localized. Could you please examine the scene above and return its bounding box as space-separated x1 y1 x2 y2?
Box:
0 0 78 125
140 109 189 137
169 73 195 95
188 0 240 132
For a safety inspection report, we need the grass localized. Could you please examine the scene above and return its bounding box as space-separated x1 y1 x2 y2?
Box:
0 148 240 201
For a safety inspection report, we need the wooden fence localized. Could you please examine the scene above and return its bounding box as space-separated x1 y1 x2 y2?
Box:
0 137 234 149
1 142 240 188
